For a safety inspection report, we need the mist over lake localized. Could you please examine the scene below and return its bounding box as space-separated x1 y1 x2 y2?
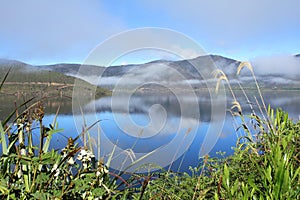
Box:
13 89 298 172
1 55 300 172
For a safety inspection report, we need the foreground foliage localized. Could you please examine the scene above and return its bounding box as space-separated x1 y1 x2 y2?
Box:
1 66 300 199
137 108 300 199
1 99 299 199
0 101 128 199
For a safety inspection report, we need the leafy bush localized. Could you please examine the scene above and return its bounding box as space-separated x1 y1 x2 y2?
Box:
133 108 300 200
133 62 300 199
1 64 300 199
0 100 132 199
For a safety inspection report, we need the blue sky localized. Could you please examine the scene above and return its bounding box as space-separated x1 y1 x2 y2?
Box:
0 0 299 65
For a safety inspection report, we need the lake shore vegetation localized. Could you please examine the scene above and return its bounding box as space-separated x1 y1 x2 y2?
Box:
0 65 299 199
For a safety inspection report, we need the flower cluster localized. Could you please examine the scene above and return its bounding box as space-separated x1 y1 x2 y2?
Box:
96 160 109 177
77 149 95 169
60 137 76 165
51 164 60 177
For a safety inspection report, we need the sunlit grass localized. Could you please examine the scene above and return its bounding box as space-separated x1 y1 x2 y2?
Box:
0 63 300 199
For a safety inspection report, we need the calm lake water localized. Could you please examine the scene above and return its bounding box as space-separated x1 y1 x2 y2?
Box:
31 90 300 173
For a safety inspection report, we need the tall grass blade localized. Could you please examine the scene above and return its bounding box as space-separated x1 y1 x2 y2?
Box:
121 148 157 173
106 143 117 169
87 132 95 154
0 67 11 91
109 148 158 188
1 97 35 127
237 61 271 129
0 123 7 155
42 124 63 153
43 105 62 153
73 120 101 142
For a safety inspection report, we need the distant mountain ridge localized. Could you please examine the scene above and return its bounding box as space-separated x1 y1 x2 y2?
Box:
40 54 241 83
1 54 299 90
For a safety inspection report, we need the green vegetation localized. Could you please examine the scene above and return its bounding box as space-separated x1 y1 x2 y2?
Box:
136 107 300 199
0 99 120 199
0 63 76 84
0 64 111 99
0 64 300 199
0 64 111 117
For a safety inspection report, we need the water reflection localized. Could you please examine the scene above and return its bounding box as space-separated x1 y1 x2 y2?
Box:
2 90 299 172
70 90 300 172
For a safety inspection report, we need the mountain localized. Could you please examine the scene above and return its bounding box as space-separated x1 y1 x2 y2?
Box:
0 58 28 66
48 54 299 90
41 55 242 89
1 54 300 92
0 59 111 102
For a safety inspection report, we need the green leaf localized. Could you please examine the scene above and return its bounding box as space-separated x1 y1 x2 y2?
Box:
0 123 7 155
223 164 230 189
42 124 63 153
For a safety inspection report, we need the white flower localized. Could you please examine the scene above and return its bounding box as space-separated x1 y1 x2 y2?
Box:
82 191 87 199
17 123 24 129
17 169 22 178
99 177 103 186
67 157 75 165
99 166 109 174
54 169 60 177
77 149 95 163
61 152 67 158
51 164 58 172
83 163 88 169
87 151 95 159
20 148 26 156
61 147 68 158
51 164 60 177
77 149 87 161
103 167 109 174
96 171 101 177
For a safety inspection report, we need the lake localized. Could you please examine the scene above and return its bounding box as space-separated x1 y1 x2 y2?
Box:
22 89 299 173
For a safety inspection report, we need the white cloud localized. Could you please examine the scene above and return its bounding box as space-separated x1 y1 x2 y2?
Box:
0 0 125 64
251 55 300 77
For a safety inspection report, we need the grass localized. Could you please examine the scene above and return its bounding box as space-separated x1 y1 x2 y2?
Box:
0 63 300 199
0 64 111 118
0 64 111 99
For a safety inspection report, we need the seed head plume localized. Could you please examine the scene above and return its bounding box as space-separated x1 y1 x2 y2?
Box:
231 100 242 115
212 69 228 94
236 61 272 130
212 69 237 101
237 61 253 75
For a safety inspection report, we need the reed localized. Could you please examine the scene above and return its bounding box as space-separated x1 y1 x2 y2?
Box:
0 69 132 199
1 64 299 199
132 62 300 199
